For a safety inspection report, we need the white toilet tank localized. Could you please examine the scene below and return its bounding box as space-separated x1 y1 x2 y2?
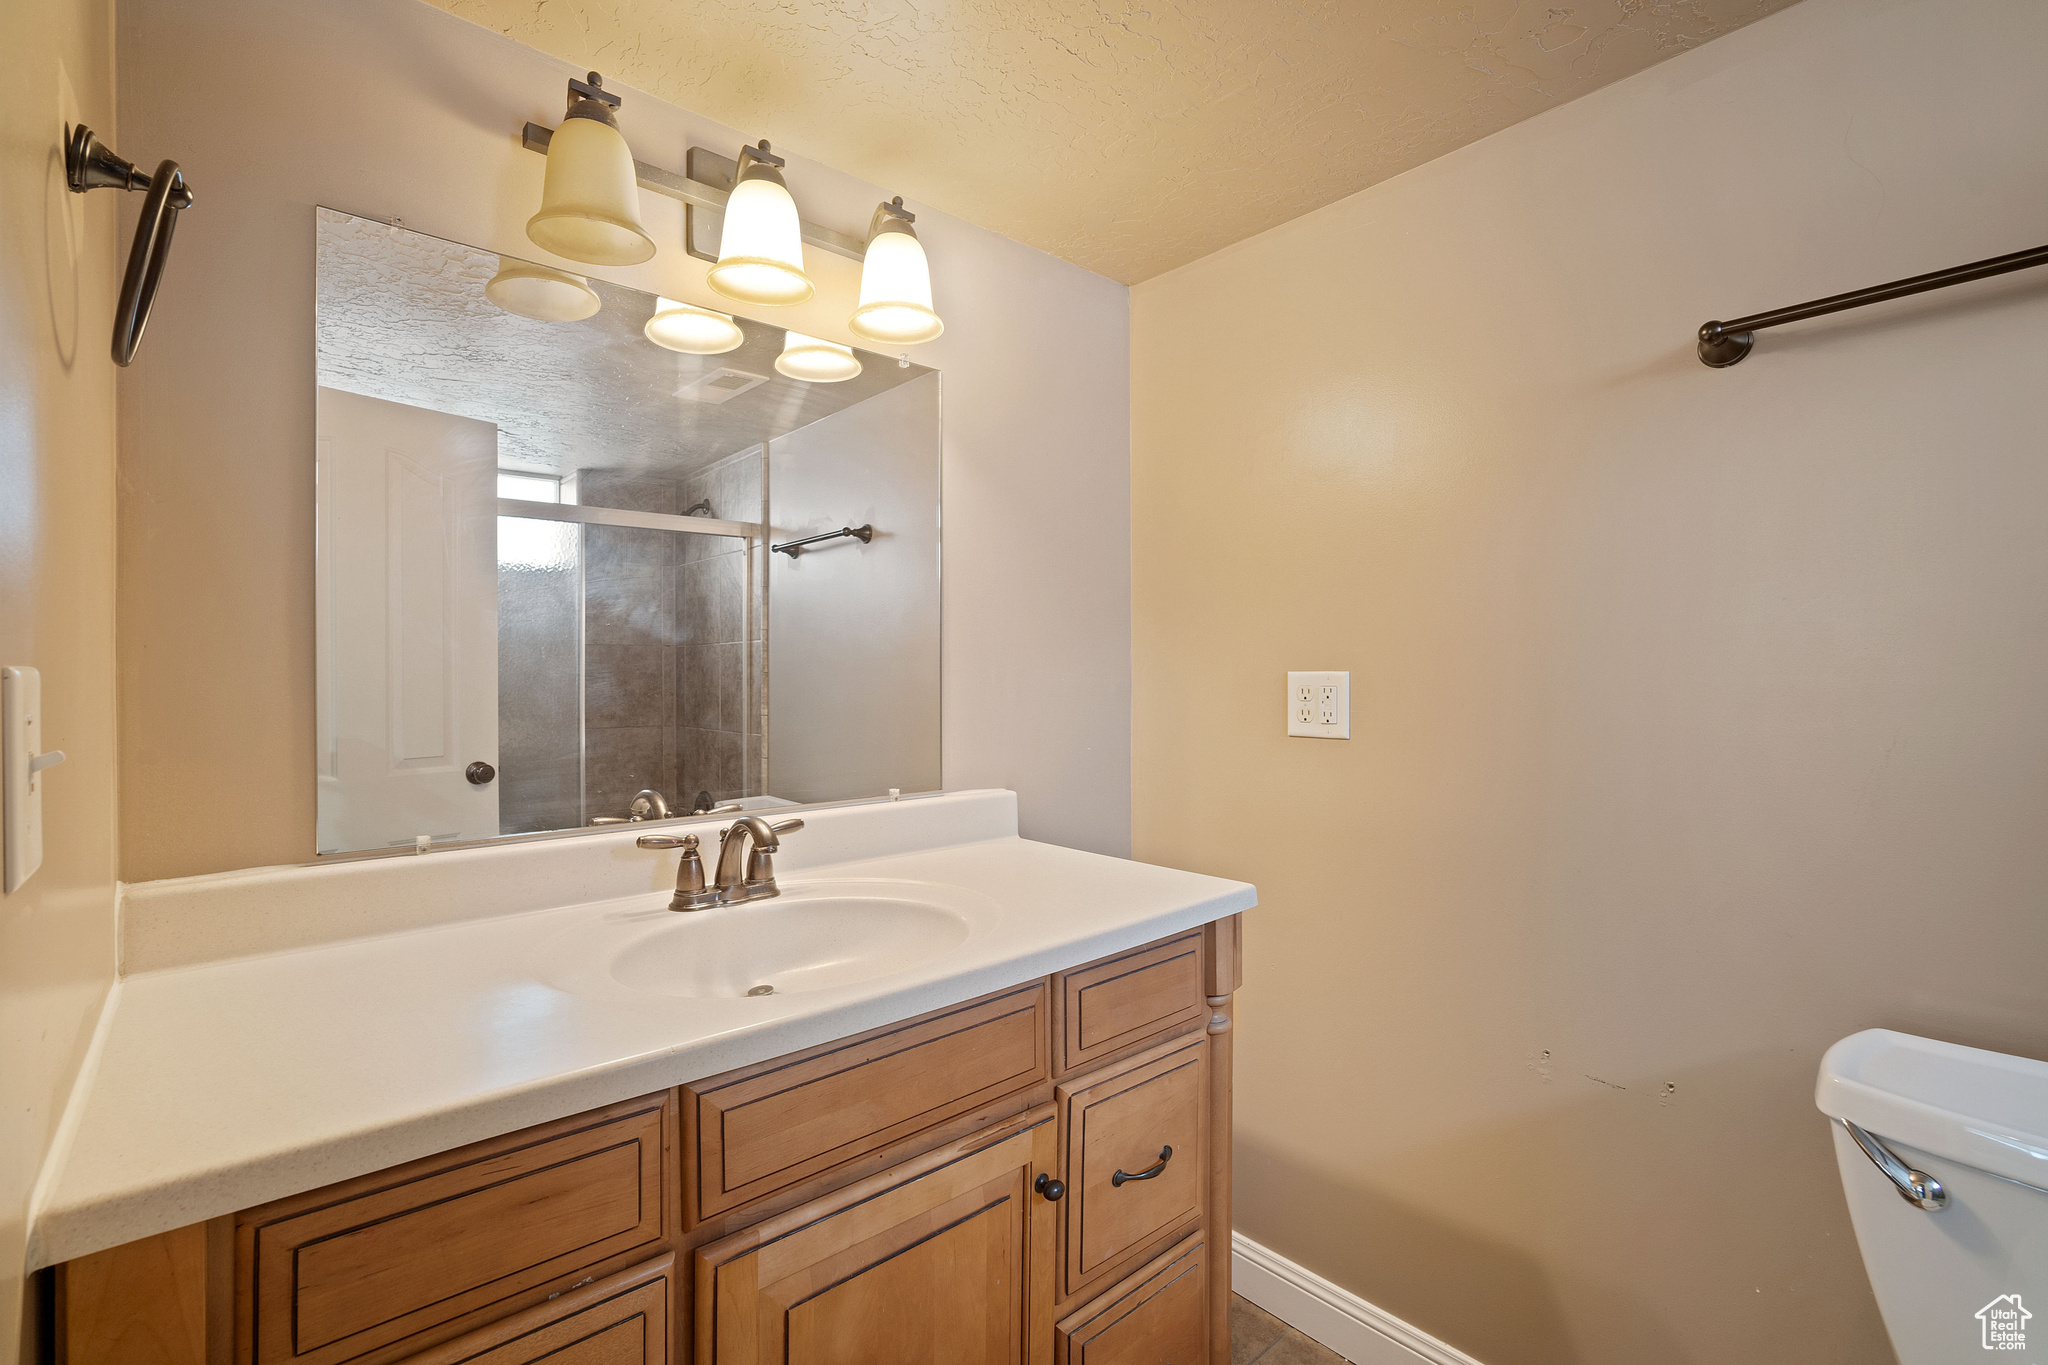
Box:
1818 1030 2048 1363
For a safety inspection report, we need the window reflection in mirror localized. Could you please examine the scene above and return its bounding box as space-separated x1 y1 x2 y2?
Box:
313 208 940 857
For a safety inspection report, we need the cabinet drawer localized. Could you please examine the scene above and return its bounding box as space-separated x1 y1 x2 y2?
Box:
685 980 1050 1222
240 1093 671 1365
401 1255 672 1365
1054 934 1206 1076
1055 1234 1207 1365
1059 1035 1206 1298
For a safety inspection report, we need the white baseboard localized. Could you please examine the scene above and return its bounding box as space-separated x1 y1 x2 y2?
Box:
1231 1232 1485 1365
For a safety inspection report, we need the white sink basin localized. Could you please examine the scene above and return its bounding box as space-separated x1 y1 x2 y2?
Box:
540 879 981 1000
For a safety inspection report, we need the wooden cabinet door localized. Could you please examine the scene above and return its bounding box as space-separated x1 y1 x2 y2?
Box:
399 1256 671 1365
694 1108 1059 1365
1055 1236 1207 1365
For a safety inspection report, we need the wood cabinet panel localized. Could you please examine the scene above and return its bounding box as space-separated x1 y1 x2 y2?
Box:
685 981 1049 1222
1058 1037 1207 1300
1054 1235 1207 1365
1201 994 1233 1365
1199 917 1240 999
1053 936 1205 1078
239 1093 671 1365
694 1108 1059 1365
57 1219 228 1365
398 1255 672 1365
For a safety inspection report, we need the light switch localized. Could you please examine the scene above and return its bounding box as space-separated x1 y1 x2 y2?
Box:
4 667 67 894
1286 671 1349 739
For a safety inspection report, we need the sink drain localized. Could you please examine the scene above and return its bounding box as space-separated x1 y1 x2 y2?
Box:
746 984 775 997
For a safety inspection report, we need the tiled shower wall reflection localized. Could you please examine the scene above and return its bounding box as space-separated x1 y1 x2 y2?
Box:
497 453 766 833
674 453 769 811
581 458 766 820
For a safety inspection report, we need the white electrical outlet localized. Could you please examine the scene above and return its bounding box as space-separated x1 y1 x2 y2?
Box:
1287 671 1349 739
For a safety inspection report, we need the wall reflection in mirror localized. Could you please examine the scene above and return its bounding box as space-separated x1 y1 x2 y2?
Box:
314 208 940 856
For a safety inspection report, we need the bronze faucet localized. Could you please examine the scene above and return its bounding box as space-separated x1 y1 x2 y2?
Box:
636 815 803 911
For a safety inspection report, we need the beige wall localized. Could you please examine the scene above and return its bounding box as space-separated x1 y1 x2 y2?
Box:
116 0 1131 881
1132 1 2048 1362
769 374 944 804
0 0 121 1355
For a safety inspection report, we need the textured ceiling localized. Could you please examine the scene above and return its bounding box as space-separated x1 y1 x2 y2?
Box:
316 209 930 478
427 0 1796 283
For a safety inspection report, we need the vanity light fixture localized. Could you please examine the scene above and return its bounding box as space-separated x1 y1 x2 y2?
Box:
775 332 861 383
525 73 655 267
849 199 943 345
644 298 744 354
484 260 602 322
706 142 815 307
515 116 945 335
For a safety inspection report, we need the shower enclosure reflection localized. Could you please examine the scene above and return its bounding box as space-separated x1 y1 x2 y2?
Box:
313 208 940 856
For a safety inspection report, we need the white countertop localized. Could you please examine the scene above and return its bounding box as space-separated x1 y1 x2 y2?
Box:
26 791 1253 1269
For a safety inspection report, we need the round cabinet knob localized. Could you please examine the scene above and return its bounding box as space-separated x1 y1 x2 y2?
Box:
1034 1174 1066 1202
465 761 496 786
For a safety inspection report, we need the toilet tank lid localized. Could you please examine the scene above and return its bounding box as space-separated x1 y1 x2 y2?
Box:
1817 1029 2048 1191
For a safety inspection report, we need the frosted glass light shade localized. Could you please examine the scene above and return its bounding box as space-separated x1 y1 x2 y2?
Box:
644 299 744 354
485 261 602 321
849 228 943 344
526 117 655 267
775 332 861 383
708 176 813 306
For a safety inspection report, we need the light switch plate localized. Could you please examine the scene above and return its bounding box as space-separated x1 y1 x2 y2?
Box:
1287 671 1350 739
4 667 65 894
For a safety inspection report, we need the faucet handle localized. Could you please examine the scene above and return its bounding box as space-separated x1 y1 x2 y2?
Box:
740 821 799 891
671 834 710 909
641 834 715 911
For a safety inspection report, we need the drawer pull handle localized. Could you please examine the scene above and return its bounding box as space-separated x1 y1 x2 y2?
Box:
1111 1145 1173 1187
1035 1173 1066 1202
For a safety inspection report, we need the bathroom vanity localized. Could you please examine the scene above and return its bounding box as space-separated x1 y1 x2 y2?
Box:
38 792 1252 1365
42 65 1248 1365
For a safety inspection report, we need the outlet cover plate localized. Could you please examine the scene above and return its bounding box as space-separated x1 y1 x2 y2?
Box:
1287 671 1350 739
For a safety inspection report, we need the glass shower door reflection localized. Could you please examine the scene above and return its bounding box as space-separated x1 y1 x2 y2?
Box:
496 510 762 833
496 514 583 834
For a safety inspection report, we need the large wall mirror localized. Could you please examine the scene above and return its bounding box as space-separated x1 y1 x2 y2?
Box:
313 209 940 857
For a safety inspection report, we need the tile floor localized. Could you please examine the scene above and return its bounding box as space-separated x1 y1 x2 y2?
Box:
1232 1293 1350 1365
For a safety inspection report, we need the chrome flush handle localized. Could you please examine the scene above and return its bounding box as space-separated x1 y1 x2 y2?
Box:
1841 1120 1947 1211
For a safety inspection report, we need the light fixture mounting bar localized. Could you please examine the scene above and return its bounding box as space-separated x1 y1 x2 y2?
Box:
520 123 867 263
